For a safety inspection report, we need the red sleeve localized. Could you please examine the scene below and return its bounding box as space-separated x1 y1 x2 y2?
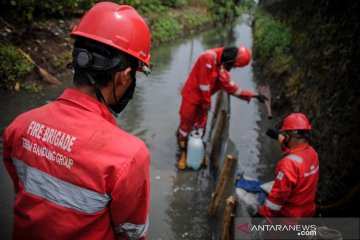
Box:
197 53 213 109
217 66 239 95
111 143 150 240
217 67 255 102
259 159 297 217
2 125 19 193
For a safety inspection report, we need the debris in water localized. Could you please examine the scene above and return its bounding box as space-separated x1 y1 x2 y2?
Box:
181 232 188 238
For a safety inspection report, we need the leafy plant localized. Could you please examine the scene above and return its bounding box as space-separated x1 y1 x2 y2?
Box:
151 15 181 44
0 44 34 90
252 8 292 78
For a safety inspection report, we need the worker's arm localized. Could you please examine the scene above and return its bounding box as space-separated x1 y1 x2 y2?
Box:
111 144 150 240
197 53 213 110
217 67 258 102
258 159 297 218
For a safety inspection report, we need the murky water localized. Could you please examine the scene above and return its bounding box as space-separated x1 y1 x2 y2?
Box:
0 14 281 239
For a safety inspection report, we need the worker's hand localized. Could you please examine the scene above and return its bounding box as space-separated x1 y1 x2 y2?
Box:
253 94 268 103
266 128 279 140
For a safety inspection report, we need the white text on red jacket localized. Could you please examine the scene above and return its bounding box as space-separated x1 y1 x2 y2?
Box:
27 121 76 152
21 121 76 169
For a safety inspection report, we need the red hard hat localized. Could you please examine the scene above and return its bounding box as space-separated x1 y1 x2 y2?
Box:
281 113 312 131
71 2 151 66
233 45 251 67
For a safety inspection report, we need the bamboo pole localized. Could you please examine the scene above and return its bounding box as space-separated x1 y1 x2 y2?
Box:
210 91 223 129
210 110 226 164
18 48 62 85
221 196 237 240
208 154 235 216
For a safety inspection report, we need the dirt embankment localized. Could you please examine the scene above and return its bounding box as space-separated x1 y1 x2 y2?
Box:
0 5 213 91
255 0 360 216
0 17 75 88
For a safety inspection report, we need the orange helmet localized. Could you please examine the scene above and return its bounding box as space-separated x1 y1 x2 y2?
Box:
71 2 151 67
281 113 312 131
233 45 251 67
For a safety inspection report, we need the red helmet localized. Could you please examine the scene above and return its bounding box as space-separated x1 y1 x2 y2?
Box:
281 113 312 131
71 2 151 66
233 45 251 67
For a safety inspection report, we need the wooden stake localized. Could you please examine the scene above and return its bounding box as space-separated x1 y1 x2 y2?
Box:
17 48 62 85
210 110 226 164
208 154 235 216
221 196 237 240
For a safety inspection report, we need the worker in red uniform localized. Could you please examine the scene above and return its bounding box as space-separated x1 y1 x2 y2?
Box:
2 3 152 239
177 46 267 169
259 113 319 218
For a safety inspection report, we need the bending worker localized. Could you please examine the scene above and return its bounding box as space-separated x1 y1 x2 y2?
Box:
177 45 267 169
3 3 151 239
259 113 319 218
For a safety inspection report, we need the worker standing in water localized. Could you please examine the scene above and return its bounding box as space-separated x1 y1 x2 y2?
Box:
3 2 151 239
177 45 267 169
259 113 319 218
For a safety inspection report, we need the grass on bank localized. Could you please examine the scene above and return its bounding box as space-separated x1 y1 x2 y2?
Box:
0 44 34 90
0 0 247 91
252 8 293 76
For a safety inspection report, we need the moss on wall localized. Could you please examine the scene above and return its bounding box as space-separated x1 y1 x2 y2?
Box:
253 0 360 215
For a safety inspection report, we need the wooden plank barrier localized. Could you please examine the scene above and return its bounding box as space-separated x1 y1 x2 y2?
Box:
208 154 235 216
209 110 226 165
220 195 237 240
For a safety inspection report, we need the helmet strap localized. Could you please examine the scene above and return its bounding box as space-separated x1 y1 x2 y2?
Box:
288 130 310 140
83 71 119 118
113 77 118 106
284 134 292 149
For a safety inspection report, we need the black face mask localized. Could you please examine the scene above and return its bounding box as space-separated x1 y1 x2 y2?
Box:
109 72 136 114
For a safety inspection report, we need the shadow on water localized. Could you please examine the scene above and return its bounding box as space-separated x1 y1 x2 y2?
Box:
0 14 280 239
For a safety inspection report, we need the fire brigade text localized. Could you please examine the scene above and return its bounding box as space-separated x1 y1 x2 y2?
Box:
27 121 76 153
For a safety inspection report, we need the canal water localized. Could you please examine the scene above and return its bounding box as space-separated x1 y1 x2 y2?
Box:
0 14 281 239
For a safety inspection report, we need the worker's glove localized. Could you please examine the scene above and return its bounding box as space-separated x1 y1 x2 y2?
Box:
238 90 255 102
253 94 268 103
266 128 279 140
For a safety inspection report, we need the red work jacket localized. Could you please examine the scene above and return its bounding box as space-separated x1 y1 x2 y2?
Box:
181 47 251 109
259 143 319 218
2 89 150 240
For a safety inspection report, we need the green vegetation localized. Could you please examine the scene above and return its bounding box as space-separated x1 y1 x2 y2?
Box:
23 83 43 93
52 50 72 68
253 9 293 76
0 44 34 90
150 15 181 45
5 0 93 20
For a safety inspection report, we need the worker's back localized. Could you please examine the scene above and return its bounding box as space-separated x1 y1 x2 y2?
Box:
3 89 150 239
277 144 319 217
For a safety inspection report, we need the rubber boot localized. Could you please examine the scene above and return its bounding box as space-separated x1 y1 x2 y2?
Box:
177 140 187 170
201 155 208 167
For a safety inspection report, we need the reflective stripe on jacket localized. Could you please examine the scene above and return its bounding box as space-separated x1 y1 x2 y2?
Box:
259 143 319 218
181 47 240 109
2 89 150 240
